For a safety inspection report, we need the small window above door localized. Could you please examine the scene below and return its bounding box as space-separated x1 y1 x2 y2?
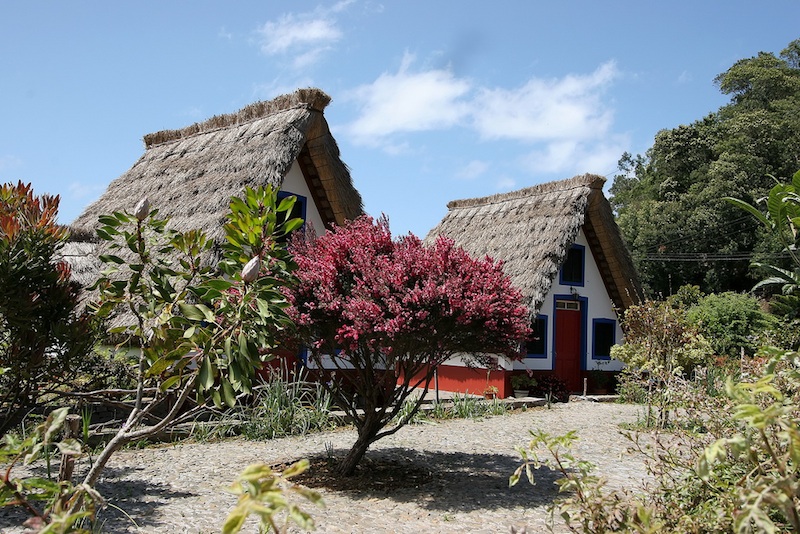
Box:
559 244 585 286
555 300 581 311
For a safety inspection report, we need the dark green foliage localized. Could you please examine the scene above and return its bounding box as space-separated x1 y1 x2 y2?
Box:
0 182 99 436
531 375 569 403
686 292 776 358
611 39 800 296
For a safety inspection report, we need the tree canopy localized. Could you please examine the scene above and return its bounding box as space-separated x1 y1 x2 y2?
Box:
287 215 530 475
611 39 800 296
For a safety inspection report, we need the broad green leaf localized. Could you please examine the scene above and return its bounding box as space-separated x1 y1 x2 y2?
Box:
179 303 207 322
160 375 182 391
221 510 247 534
724 197 771 228
221 377 236 408
281 459 309 478
199 356 214 390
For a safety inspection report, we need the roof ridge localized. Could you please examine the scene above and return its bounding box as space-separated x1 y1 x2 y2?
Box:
446 173 605 210
143 88 331 149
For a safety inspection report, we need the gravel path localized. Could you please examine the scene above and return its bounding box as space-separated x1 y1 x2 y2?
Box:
2 401 650 533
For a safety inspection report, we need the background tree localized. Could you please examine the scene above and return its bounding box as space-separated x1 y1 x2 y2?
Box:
611 39 800 296
0 182 97 435
287 215 531 476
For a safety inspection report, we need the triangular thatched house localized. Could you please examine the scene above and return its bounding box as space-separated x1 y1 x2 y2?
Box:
425 174 642 396
70 88 362 243
65 88 361 283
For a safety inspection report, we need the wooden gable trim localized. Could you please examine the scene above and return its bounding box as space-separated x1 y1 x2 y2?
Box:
296 144 337 229
583 188 642 311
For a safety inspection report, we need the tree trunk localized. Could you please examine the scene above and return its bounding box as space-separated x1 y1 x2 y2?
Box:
336 416 381 477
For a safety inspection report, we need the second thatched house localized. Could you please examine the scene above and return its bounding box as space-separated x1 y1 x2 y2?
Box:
425 174 642 397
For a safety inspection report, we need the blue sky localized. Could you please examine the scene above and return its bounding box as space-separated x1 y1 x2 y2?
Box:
2 2 798 238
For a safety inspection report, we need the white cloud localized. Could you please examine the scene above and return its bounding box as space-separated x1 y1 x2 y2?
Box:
345 52 472 144
67 181 105 201
456 160 489 180
218 26 233 40
342 57 626 176
257 2 354 68
520 134 628 177
260 17 341 55
471 62 618 142
0 154 22 172
677 70 692 84
495 176 517 190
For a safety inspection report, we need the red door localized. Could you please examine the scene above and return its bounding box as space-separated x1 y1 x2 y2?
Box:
555 301 582 392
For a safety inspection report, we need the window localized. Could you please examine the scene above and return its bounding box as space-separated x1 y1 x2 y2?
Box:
276 191 307 243
559 244 585 286
526 315 547 358
592 319 615 360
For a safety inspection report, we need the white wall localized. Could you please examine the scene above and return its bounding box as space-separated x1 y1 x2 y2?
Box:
517 229 624 373
281 161 327 236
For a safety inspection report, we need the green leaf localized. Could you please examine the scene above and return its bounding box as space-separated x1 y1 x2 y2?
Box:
179 303 207 322
203 279 234 291
97 215 120 226
98 254 125 264
160 375 182 391
146 357 171 377
221 510 247 534
199 356 214 391
221 377 236 408
56 439 82 456
724 197 771 228
281 459 309 479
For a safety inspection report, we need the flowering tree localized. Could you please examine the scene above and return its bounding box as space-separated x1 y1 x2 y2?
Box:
287 215 530 476
0 182 96 435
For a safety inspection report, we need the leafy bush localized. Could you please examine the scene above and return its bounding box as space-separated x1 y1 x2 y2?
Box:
223 460 322 534
287 215 530 475
0 182 99 435
80 185 299 489
611 298 713 428
0 407 102 532
530 375 569 403
686 291 776 357
512 347 800 533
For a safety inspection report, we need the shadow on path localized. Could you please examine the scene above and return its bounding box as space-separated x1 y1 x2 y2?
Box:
291 445 563 514
92 465 197 531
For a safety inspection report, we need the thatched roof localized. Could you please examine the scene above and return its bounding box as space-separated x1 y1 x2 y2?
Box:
425 174 642 316
71 88 363 241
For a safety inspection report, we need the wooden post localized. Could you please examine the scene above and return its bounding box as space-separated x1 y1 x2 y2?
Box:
58 414 81 483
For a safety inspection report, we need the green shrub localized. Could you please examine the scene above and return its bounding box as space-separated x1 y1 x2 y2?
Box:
512 347 800 533
686 291 776 357
240 368 334 440
0 182 99 435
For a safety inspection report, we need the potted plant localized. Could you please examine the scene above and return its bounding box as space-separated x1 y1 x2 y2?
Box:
590 361 612 394
483 366 499 399
511 372 538 398
483 385 499 400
